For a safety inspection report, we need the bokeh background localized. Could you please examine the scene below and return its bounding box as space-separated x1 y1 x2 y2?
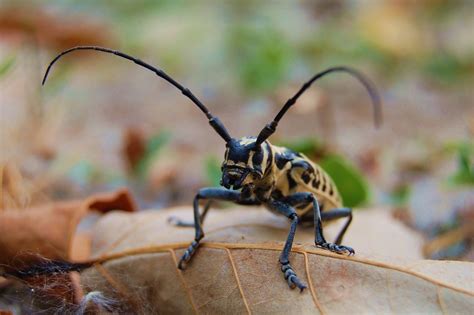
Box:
1 0 473 261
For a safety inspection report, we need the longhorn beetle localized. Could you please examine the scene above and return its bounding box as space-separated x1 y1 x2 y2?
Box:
42 46 382 291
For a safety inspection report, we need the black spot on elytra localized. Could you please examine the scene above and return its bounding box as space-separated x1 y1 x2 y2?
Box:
312 178 320 189
287 172 297 189
329 185 334 196
291 160 314 184
275 154 289 169
302 172 311 184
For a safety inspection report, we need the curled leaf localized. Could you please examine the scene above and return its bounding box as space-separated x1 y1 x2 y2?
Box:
0 188 136 270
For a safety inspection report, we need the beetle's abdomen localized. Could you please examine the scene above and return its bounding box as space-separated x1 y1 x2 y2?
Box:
271 145 343 216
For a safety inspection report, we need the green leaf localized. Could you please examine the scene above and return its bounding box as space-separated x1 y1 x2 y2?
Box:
422 53 472 85
204 156 222 187
389 184 412 206
0 55 16 78
135 131 170 179
448 141 474 186
319 155 370 208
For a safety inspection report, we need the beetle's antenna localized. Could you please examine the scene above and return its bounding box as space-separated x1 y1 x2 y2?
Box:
255 66 382 146
42 46 232 142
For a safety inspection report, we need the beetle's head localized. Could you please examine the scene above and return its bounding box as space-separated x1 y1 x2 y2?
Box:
221 137 270 190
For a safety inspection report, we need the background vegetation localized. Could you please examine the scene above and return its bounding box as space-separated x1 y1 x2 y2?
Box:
1 0 473 260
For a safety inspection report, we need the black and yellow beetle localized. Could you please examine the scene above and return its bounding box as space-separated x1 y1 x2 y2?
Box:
42 46 382 291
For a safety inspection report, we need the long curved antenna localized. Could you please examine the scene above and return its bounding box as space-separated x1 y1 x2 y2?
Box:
256 66 382 146
42 46 232 142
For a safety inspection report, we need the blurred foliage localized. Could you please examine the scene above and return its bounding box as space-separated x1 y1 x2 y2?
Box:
320 155 370 208
226 21 292 93
42 63 72 95
66 160 98 187
300 26 396 75
42 0 180 18
134 132 170 180
4 0 469 92
422 53 474 86
389 184 412 207
0 54 15 78
204 156 222 187
448 141 474 186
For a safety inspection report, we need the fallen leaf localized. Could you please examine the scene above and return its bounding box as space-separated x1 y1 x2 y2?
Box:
0 188 136 271
0 188 137 310
0 4 112 49
0 162 30 210
78 207 473 314
122 127 146 174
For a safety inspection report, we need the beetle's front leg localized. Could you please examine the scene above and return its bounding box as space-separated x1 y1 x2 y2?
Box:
267 199 307 291
177 187 241 270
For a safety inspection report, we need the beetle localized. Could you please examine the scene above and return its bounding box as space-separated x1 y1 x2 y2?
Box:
42 46 381 291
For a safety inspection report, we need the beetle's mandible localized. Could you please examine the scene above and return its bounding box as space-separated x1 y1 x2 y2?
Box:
42 46 382 291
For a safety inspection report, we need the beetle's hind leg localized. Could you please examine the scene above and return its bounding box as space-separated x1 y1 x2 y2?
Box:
168 201 212 227
313 202 354 255
283 193 354 255
320 207 353 245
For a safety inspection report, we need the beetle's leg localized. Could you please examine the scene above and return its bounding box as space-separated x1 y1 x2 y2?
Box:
321 208 352 245
312 198 354 255
267 199 307 291
168 201 212 227
283 192 354 255
178 188 241 270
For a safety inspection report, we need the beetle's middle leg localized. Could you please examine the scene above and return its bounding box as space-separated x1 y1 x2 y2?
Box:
177 187 241 270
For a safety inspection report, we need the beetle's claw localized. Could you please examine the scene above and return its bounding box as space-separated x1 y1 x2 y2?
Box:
318 242 355 256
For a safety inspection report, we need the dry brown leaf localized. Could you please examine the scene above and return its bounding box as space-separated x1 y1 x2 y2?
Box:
78 207 474 314
0 162 31 210
122 127 147 173
0 188 137 308
0 5 112 49
0 188 136 270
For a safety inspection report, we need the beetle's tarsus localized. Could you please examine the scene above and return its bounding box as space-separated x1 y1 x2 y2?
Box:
178 240 201 269
168 216 194 228
317 242 355 255
281 262 307 291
